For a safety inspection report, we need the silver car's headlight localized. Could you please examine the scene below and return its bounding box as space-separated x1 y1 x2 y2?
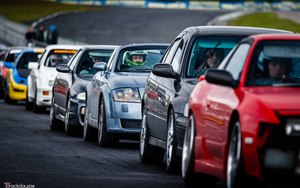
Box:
76 92 86 100
112 88 140 102
285 118 300 136
183 103 189 117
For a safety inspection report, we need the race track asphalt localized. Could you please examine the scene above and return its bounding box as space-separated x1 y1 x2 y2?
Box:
27 7 232 45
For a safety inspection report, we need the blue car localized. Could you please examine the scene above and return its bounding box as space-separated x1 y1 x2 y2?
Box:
0 47 28 98
4 48 44 104
84 43 169 147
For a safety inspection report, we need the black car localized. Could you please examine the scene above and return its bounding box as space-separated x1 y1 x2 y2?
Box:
139 26 295 172
50 45 119 135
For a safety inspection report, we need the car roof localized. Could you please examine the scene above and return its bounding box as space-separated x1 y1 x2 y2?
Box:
80 45 120 50
248 33 300 41
22 48 45 53
45 44 83 50
180 26 296 38
118 43 170 50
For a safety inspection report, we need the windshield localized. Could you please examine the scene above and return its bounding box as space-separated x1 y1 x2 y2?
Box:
16 52 42 69
186 37 241 77
77 50 114 75
247 40 300 87
44 49 77 67
115 46 167 72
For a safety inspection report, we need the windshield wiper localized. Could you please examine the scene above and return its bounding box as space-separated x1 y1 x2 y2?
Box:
134 69 152 72
273 83 300 87
195 41 221 77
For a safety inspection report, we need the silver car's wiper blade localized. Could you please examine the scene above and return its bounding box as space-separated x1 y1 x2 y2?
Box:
273 83 300 87
134 69 152 72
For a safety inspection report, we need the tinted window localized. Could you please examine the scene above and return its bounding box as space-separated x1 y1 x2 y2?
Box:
77 50 114 75
44 49 77 67
247 40 300 86
172 41 183 73
115 46 168 72
186 37 242 77
225 43 250 80
165 39 181 64
16 52 42 69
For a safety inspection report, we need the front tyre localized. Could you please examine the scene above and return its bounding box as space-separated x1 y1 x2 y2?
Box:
64 97 74 135
83 100 96 141
25 88 33 110
139 106 164 163
50 96 61 130
98 98 119 147
33 89 44 113
166 109 180 172
182 114 196 185
182 114 218 187
227 121 245 188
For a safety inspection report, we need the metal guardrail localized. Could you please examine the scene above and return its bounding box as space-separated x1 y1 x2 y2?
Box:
0 14 87 47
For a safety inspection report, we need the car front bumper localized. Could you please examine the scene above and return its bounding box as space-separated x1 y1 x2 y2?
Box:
106 102 142 134
36 88 53 107
9 80 26 100
68 98 86 126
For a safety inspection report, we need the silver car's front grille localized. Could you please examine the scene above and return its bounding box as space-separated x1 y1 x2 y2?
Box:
121 119 141 129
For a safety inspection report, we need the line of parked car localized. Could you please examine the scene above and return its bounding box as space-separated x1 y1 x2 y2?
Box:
0 25 299 188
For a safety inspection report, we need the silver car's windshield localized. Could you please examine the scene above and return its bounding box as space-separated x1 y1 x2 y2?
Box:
115 46 167 72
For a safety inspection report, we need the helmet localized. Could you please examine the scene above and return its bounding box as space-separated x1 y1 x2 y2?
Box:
49 54 63 67
125 50 148 66
257 51 292 77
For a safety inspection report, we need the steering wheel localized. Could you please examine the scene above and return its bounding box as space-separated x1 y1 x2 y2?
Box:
125 65 150 71
272 75 299 83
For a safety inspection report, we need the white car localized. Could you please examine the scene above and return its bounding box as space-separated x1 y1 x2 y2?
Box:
26 44 82 113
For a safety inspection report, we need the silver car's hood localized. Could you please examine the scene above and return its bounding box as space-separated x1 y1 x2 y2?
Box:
108 72 149 90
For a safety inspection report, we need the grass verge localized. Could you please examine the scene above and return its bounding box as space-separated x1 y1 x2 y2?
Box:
0 0 104 23
228 12 300 33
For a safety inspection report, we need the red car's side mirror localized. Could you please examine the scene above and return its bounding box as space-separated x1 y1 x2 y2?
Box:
199 75 205 81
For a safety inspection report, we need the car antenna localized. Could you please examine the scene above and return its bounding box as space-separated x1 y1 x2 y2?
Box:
195 41 221 77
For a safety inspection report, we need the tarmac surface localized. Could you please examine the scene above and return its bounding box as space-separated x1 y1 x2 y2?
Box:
24 7 233 45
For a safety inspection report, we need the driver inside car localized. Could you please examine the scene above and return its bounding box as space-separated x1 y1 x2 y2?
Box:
49 54 63 67
266 59 287 78
125 50 148 66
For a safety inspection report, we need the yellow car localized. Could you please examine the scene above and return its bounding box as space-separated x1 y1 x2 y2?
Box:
4 48 44 104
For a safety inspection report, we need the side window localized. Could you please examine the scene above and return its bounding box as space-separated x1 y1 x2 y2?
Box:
159 43 173 64
69 50 82 71
164 39 182 64
107 49 117 72
225 43 250 80
171 41 183 73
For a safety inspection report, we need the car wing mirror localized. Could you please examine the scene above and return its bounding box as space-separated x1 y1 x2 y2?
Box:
206 69 238 88
4 61 13 69
93 62 107 71
56 64 71 73
28 62 38 69
152 63 178 80
199 75 206 81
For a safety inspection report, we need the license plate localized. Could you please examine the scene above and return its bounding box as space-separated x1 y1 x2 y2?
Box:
264 148 295 169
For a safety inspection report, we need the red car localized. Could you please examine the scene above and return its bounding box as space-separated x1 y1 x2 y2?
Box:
182 34 300 187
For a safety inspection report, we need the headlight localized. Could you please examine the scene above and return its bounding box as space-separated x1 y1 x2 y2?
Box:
76 92 86 100
183 103 189 117
112 88 140 102
285 118 300 136
48 80 54 87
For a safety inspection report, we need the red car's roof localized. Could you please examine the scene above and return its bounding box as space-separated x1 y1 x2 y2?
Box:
249 33 300 40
